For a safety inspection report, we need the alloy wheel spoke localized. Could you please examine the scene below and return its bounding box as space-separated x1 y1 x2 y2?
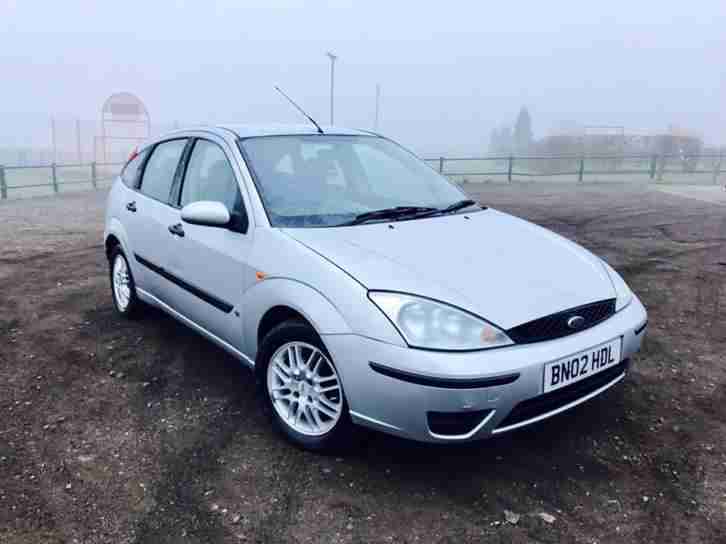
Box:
318 384 339 394
293 345 304 369
318 395 340 412
311 405 324 428
272 366 290 383
305 405 320 431
287 399 298 421
315 401 337 419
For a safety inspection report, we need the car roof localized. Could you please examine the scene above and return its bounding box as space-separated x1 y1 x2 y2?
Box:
159 123 373 140
220 123 372 138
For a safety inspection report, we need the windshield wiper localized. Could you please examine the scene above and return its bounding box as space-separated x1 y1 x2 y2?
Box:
343 206 437 226
408 199 480 219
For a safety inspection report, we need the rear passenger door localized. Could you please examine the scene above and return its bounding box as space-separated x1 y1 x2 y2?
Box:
161 137 255 351
125 138 189 300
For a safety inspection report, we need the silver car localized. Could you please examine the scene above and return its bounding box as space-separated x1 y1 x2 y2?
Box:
104 124 647 451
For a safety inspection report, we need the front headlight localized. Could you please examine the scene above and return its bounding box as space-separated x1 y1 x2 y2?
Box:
601 261 633 312
368 291 513 350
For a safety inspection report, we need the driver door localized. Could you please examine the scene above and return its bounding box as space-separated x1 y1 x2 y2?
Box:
158 137 255 352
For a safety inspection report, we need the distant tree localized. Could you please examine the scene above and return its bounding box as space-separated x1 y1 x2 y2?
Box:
513 107 533 153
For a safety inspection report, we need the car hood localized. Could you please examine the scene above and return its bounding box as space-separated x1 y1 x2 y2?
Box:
282 209 615 329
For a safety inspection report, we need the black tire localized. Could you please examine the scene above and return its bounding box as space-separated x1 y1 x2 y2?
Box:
109 246 143 319
256 319 356 452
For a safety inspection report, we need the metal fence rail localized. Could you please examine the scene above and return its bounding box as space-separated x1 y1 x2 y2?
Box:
0 161 123 200
423 153 724 184
1 153 724 201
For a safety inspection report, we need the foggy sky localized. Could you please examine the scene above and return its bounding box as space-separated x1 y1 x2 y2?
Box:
2 0 725 154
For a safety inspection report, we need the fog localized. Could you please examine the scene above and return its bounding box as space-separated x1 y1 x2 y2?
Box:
2 0 725 155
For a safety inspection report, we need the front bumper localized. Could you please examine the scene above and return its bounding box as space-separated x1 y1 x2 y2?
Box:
323 296 647 443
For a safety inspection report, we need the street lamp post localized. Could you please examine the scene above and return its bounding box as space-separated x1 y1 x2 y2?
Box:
326 51 337 125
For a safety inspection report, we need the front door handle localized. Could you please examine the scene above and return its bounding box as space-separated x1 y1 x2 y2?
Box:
125 201 137 212
168 223 185 237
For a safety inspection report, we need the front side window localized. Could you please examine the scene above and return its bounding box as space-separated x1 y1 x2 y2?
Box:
139 139 187 203
180 139 241 213
239 135 467 227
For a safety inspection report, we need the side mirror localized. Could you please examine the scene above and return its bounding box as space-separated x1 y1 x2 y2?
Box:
181 201 231 227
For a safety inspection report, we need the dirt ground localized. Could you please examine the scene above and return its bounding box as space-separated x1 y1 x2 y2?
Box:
1 183 725 544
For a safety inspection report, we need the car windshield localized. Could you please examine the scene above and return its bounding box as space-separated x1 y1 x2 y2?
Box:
238 135 472 227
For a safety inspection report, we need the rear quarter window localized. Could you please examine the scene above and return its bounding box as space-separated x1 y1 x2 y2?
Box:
120 149 149 188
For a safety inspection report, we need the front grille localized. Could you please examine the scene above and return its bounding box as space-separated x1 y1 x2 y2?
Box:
427 409 493 436
507 299 616 344
496 359 628 430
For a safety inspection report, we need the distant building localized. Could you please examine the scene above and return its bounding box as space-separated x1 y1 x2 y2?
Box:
546 123 703 157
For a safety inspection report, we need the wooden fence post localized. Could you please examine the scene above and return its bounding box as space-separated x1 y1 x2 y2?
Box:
91 162 97 189
507 156 513 182
51 163 59 193
0 165 7 199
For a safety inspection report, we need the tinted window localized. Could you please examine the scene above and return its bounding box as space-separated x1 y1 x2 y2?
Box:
120 149 148 188
139 139 187 203
181 140 241 213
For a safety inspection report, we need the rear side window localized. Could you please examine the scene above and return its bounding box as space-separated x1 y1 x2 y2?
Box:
139 139 187 203
120 149 148 188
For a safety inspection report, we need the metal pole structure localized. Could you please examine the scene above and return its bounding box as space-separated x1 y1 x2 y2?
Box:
439 157 444 173
374 84 381 131
326 51 337 125
0 165 7 200
51 117 57 164
578 156 585 182
51 163 58 194
507 156 514 182
76 118 82 163
91 161 97 190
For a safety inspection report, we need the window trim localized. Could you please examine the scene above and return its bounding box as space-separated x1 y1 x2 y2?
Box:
135 137 190 206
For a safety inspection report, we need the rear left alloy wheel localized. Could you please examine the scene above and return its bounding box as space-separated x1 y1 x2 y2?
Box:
257 320 355 451
109 246 143 319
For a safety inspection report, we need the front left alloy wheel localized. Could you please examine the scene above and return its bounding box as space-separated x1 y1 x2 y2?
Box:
257 319 355 451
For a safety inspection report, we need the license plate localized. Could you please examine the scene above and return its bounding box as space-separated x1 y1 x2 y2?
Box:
543 338 622 393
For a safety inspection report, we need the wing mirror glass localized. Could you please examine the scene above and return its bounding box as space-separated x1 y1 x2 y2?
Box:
180 201 231 227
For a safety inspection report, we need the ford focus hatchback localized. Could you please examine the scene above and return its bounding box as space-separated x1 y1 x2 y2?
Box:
104 124 647 450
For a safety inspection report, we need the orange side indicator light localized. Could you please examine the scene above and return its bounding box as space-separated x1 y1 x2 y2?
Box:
255 271 267 281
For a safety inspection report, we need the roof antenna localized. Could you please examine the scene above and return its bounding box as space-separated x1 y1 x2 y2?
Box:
274 86 324 134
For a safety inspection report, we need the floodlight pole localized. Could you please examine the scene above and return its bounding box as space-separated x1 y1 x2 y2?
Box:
326 51 337 125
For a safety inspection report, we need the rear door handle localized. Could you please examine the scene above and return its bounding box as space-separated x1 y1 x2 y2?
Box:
126 201 137 212
168 223 185 237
